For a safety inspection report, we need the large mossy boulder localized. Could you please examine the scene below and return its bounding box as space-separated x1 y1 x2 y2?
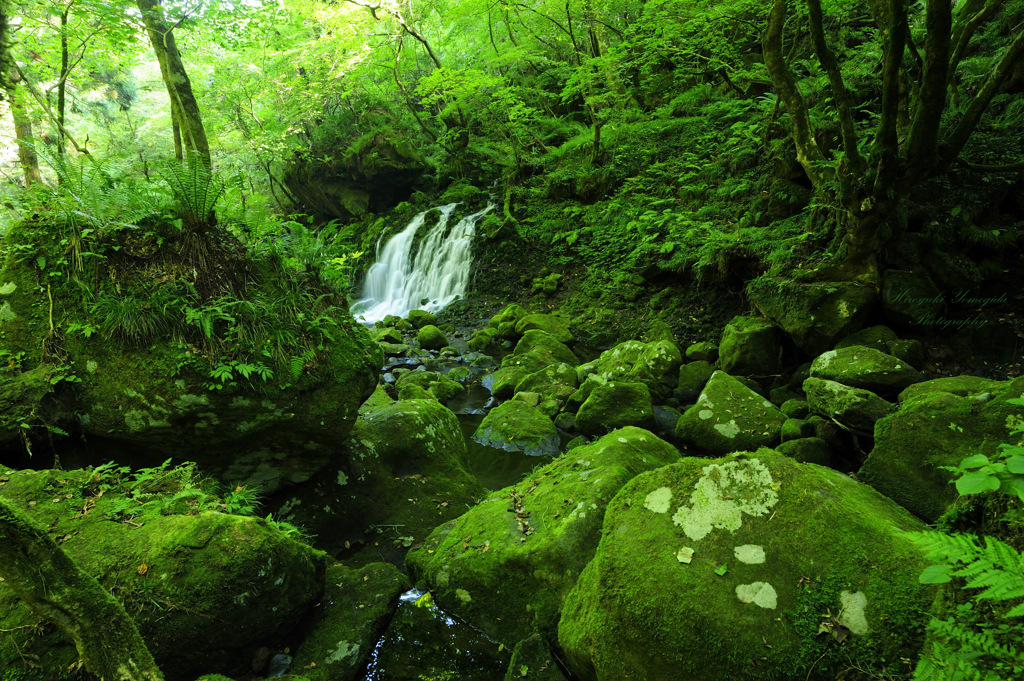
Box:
810 346 925 394
558 449 934 681
860 376 1024 521
0 467 325 681
407 428 680 645
275 398 483 560
717 315 782 376
473 400 560 456
291 562 408 680
574 381 654 435
676 371 787 455
514 362 579 403
748 276 876 356
575 340 682 402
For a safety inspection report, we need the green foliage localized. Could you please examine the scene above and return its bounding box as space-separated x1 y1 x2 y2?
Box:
909 406 1024 681
158 156 226 232
90 459 310 539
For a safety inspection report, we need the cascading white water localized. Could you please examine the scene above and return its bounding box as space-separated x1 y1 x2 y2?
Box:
352 202 494 322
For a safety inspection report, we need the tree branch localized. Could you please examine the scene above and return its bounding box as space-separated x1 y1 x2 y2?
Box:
806 0 865 174
904 0 952 177
941 28 1024 167
763 0 829 187
871 0 905 192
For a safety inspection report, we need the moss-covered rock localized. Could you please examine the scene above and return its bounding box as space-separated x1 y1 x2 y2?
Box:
473 400 560 457
717 315 782 376
775 437 834 465
575 340 682 402
0 467 325 681
558 450 934 681
275 398 483 562
514 362 579 403
503 633 564 681
575 382 654 435
780 398 809 419
291 562 408 680
406 309 438 329
748 276 876 356
810 346 925 394
898 375 1004 403
514 314 572 343
803 377 897 431
779 418 814 442
396 370 465 402
674 360 715 404
834 325 898 352
407 428 680 645
513 330 579 367
684 341 718 363
371 326 403 344
859 377 1024 521
416 324 448 350
675 371 787 455
490 331 577 399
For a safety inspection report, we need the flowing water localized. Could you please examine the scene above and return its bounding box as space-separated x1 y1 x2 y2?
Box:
353 203 494 322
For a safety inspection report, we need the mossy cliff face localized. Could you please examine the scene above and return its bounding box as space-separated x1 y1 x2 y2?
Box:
0 223 381 490
558 449 934 681
0 466 325 681
407 427 680 645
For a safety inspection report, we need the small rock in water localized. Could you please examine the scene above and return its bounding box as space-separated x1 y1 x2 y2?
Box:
267 653 292 677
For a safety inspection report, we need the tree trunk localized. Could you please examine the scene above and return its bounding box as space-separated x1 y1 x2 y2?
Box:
0 497 164 681
5 81 43 185
136 0 210 166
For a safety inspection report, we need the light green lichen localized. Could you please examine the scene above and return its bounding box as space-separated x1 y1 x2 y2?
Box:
671 458 778 541
736 581 777 609
713 420 741 438
326 640 360 664
456 588 472 603
644 487 673 513
676 547 694 564
733 544 766 564
839 590 869 635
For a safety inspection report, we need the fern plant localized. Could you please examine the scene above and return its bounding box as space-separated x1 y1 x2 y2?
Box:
158 155 225 233
907 404 1024 681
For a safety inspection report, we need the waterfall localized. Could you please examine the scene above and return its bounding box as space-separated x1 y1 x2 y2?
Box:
352 202 494 322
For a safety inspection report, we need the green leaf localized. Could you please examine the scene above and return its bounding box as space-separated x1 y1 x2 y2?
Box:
1005 455 1024 475
956 470 1002 495
714 563 728 576
958 454 991 470
919 564 954 584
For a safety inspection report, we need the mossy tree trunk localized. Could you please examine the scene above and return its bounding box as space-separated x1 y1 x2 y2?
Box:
763 0 1024 284
136 0 210 166
0 497 164 681
4 79 43 185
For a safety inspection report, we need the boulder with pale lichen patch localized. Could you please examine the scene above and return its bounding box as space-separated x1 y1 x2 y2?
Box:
558 449 934 681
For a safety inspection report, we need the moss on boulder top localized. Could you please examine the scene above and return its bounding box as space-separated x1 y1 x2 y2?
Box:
558 449 934 681
675 371 787 455
575 339 682 402
803 377 897 431
810 345 924 395
489 330 578 399
407 427 680 645
575 381 654 435
473 400 560 457
514 314 573 343
0 466 325 681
